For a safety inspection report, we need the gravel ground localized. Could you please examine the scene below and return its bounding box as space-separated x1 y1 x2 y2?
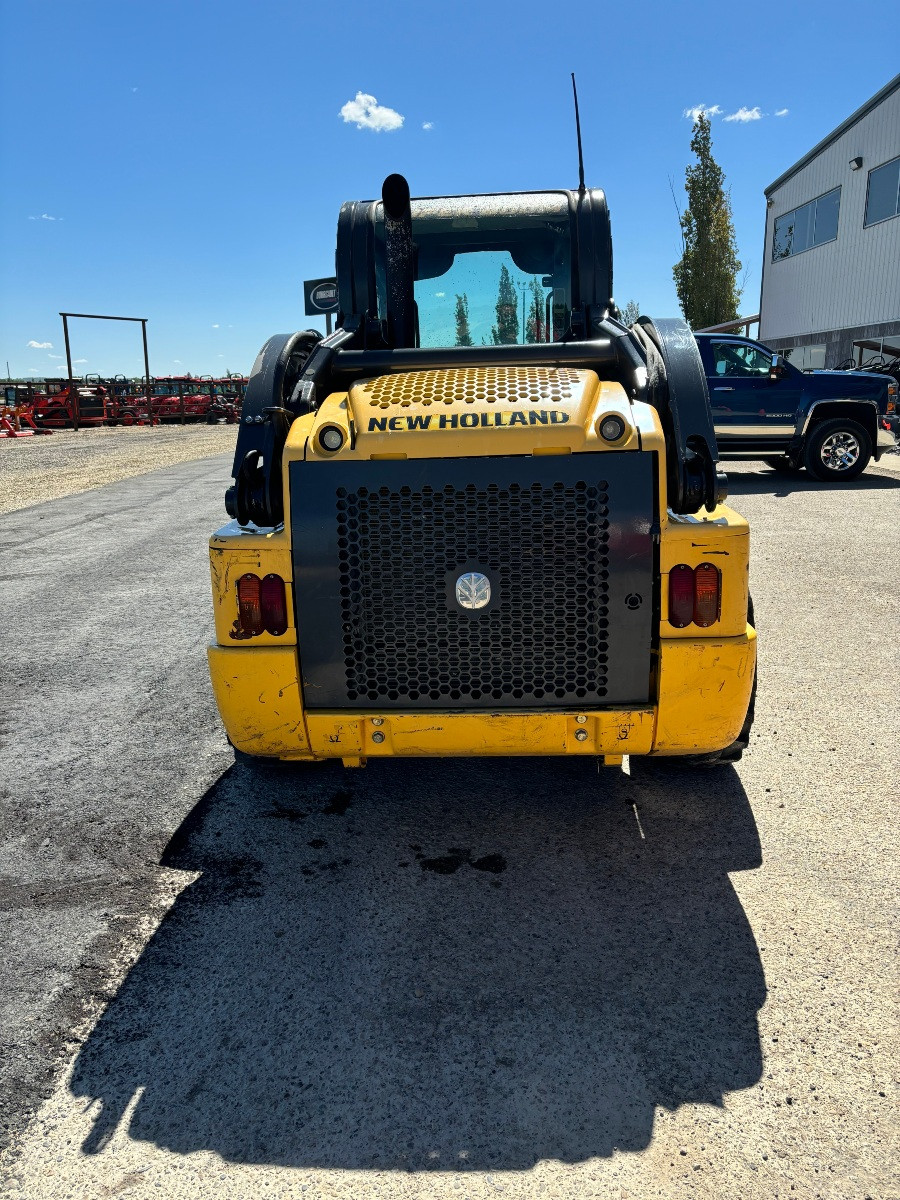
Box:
0 425 237 515
0 455 898 1200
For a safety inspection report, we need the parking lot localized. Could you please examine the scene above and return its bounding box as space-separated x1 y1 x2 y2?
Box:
0 448 898 1199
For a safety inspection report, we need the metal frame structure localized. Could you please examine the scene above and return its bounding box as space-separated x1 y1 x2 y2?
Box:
59 312 153 430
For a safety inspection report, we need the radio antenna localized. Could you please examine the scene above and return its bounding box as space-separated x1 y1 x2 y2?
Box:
571 72 586 195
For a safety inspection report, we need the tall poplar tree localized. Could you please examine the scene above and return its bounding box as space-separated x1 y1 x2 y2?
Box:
525 279 545 343
491 265 520 344
673 113 742 329
454 293 473 346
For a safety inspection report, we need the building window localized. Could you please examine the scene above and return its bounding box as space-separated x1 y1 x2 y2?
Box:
772 187 841 260
783 344 826 371
851 336 900 367
864 156 900 226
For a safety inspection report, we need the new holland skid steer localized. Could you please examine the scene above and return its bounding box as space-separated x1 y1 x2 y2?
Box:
206 173 756 768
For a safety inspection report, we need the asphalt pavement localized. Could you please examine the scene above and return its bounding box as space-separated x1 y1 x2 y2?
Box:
0 454 897 1199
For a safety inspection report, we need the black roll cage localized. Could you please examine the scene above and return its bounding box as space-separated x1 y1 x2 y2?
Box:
226 175 725 527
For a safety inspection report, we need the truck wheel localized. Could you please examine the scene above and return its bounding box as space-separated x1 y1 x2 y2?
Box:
803 418 871 482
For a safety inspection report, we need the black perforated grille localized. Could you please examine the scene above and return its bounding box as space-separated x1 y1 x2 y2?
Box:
335 479 610 707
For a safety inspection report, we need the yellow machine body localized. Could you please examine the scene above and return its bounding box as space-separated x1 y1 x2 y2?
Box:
207 365 755 764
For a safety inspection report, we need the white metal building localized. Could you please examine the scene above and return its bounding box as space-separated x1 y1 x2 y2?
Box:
759 74 900 369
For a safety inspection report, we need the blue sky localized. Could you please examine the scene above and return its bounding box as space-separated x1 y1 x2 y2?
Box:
1 0 893 378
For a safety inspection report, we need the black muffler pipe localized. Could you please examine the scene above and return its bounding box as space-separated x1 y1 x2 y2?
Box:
382 173 416 349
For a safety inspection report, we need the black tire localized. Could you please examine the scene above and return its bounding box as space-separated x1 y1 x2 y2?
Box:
803 418 871 482
661 596 757 768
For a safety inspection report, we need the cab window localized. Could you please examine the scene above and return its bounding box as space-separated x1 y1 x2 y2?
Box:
712 341 772 378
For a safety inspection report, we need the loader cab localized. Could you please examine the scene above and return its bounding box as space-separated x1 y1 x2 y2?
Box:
336 185 613 349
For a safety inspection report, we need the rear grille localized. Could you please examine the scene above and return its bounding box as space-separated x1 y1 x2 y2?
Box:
291 455 655 711
357 366 584 409
336 479 610 705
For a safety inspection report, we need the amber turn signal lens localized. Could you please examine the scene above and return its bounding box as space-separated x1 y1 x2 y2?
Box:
693 562 721 628
237 574 263 636
668 564 694 628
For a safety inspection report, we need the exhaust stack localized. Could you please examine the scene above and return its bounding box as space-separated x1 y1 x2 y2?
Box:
382 173 416 349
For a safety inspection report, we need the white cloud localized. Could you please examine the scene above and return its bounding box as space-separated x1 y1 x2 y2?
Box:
27 340 53 349
211 323 220 328
218 354 224 358
775 108 789 117
422 121 434 131
683 104 722 121
434 292 445 298
48 353 63 359
74 358 87 364
339 92 404 132
28 213 61 221
724 106 763 123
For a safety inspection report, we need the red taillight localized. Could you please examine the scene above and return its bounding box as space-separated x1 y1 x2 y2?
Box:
668 563 721 628
237 573 288 636
260 573 288 636
693 562 721 628
668 563 694 628
237 574 263 635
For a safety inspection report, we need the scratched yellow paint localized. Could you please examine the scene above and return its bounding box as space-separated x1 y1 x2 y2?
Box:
207 645 313 758
651 629 757 754
304 708 656 758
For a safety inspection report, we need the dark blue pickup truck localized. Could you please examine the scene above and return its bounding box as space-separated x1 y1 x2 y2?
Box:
695 333 897 481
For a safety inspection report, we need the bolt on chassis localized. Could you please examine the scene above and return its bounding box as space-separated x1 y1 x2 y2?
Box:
207 174 756 768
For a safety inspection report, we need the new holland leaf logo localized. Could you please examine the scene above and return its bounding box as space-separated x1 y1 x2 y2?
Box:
367 410 570 432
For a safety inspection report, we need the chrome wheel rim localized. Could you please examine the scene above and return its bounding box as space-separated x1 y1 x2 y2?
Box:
820 431 860 472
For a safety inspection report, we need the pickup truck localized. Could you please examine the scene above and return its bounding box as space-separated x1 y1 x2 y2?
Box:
694 333 897 481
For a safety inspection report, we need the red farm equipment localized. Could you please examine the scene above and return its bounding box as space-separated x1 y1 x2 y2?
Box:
117 376 243 425
0 383 53 438
31 379 118 428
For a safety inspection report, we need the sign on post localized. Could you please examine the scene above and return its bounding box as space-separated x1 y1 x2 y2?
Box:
303 278 339 334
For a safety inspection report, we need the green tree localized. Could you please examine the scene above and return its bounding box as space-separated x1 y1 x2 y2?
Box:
525 278 546 343
491 264 520 344
621 299 641 327
673 113 742 329
454 293 473 346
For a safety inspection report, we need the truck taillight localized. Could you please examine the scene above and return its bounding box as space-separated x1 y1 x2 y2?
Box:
237 573 288 636
693 563 721 627
669 563 721 628
669 564 694 628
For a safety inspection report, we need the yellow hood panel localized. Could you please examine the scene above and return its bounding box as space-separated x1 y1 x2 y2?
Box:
341 366 631 455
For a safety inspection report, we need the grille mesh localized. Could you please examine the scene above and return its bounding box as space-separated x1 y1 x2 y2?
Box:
336 479 610 706
358 367 583 409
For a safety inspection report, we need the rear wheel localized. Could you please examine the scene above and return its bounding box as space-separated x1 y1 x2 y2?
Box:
118 409 138 427
803 418 871 482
